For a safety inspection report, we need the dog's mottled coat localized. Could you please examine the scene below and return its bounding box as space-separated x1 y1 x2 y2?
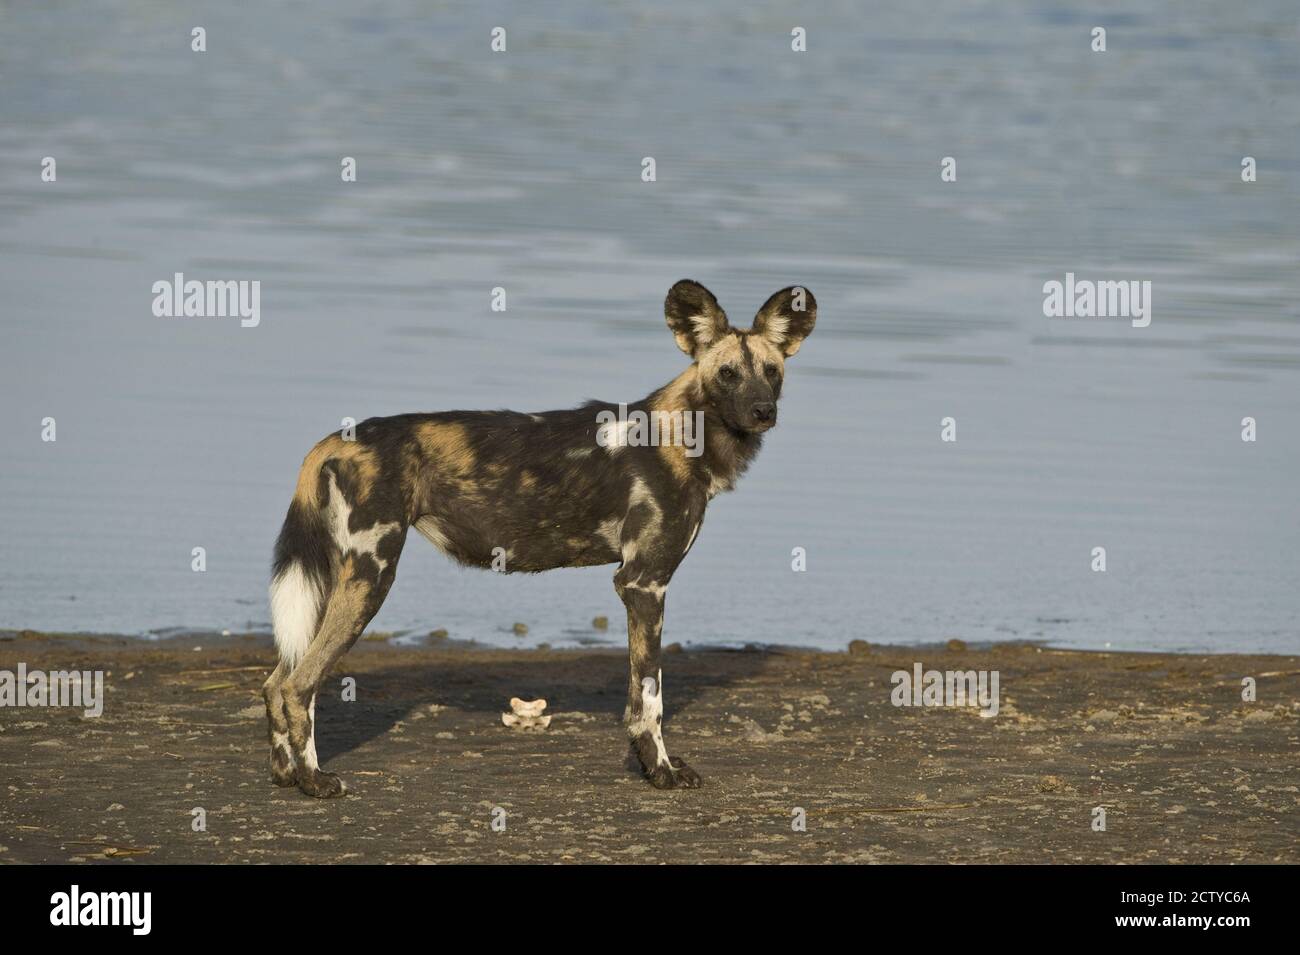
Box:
265 281 816 796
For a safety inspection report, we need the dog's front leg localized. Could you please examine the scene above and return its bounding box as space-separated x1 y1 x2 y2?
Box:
615 570 701 789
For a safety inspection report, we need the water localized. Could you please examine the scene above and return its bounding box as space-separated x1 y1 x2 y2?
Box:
2 2 1297 653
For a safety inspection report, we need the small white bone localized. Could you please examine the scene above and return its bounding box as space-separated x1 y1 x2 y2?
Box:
509 697 547 718
502 712 552 731
502 697 550 731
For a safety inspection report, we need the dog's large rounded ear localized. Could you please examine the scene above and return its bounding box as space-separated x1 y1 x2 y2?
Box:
752 286 816 357
665 280 730 358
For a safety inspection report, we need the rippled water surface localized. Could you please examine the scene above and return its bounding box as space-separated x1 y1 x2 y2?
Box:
2 2 1298 652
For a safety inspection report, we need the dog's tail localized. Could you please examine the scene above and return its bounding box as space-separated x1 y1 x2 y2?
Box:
269 459 336 670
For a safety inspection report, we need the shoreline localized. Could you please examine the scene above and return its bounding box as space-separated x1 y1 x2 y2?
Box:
1 630 1296 863
2 627 1290 659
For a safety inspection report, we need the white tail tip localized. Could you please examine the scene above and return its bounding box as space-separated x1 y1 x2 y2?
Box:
269 562 322 669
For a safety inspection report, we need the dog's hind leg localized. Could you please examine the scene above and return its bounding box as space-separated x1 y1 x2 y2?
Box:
282 529 406 798
262 659 298 787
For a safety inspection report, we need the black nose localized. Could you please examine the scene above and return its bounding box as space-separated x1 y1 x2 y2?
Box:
752 402 776 422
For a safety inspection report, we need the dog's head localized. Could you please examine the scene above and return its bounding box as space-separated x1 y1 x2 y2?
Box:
664 280 816 434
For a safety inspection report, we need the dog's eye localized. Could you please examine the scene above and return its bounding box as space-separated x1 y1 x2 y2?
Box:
719 366 737 381
764 363 779 377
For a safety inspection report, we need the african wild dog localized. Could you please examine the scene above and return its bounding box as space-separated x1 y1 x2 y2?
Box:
264 280 816 797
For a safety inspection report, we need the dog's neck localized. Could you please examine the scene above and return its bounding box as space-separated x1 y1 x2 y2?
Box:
646 365 763 496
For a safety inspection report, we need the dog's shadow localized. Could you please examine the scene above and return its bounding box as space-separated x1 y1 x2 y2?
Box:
315 650 773 763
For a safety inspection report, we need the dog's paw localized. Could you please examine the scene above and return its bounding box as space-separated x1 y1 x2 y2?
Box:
668 755 702 788
269 751 298 788
270 768 299 788
298 769 347 799
646 756 702 790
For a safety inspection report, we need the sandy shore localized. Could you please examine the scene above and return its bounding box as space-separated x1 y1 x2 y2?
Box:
0 630 1296 864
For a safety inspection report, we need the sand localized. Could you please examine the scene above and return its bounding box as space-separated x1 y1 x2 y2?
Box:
0 630 1296 864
